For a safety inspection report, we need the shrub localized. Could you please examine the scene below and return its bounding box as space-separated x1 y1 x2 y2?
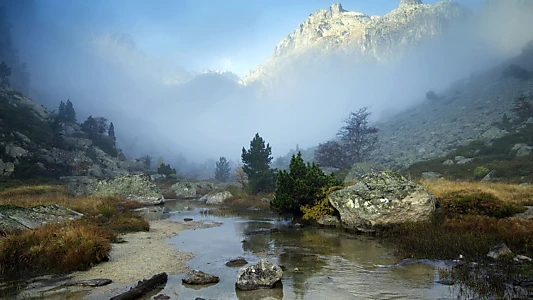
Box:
301 185 344 221
438 190 526 218
157 163 176 175
473 166 490 179
271 152 342 215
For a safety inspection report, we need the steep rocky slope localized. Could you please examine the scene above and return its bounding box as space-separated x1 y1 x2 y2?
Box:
241 0 467 88
0 87 146 181
370 45 533 169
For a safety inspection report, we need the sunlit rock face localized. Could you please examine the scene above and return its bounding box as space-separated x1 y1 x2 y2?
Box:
328 171 436 232
241 1 468 89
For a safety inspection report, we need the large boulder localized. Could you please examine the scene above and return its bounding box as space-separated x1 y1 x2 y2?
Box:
93 174 164 205
170 181 197 199
329 171 436 232
235 259 283 291
60 176 99 196
344 162 388 184
0 204 83 234
204 191 233 205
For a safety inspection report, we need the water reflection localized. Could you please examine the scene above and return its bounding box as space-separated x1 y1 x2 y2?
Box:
152 201 456 299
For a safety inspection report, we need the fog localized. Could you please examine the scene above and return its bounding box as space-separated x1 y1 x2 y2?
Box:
1 0 532 175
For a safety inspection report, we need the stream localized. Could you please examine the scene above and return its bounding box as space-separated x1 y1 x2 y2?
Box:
140 200 459 299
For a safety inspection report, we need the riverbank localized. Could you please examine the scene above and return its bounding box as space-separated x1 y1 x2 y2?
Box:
68 219 220 299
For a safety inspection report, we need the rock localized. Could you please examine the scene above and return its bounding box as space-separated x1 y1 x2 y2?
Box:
435 279 455 286
14 131 31 144
344 162 388 184
421 171 442 180
182 270 220 285
317 215 341 227
0 159 15 177
512 143 532 157
65 279 113 287
93 174 164 205
456 158 474 165
487 244 513 259
328 171 436 232
204 191 233 205
526 117 533 124
226 256 248 267
62 137 93 150
480 126 508 141
245 228 279 235
442 159 454 165
5 143 28 158
183 218 193 222
235 259 283 291
514 255 533 263
400 0 422 7
170 182 197 199
481 170 496 182
153 294 170 300
0 204 83 233
60 176 99 196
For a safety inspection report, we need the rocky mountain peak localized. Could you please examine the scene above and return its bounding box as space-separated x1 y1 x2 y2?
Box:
327 3 347 17
400 0 423 7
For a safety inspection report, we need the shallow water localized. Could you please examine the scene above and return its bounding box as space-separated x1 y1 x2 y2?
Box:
147 200 459 299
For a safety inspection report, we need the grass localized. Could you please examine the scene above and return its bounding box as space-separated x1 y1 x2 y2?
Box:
0 185 149 275
378 180 533 260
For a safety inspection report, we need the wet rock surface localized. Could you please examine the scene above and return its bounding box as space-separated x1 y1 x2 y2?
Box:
182 270 220 285
235 259 283 291
0 204 83 233
226 257 248 267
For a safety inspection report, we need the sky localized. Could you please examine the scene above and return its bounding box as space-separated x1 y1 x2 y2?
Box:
2 0 530 177
31 0 484 77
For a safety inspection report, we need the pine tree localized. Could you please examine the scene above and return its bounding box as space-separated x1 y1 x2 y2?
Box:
57 101 66 121
64 99 76 123
0 61 11 85
215 157 231 182
241 133 276 194
108 122 116 142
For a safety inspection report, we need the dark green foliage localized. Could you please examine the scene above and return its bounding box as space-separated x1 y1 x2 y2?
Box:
502 64 532 80
157 163 176 176
241 133 276 194
108 122 116 142
0 61 11 85
215 156 231 182
12 156 72 180
438 190 526 219
512 95 533 120
270 152 342 214
56 99 76 123
81 116 117 157
315 107 378 169
0 94 54 148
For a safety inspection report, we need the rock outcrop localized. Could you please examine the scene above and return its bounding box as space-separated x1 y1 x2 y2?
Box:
235 259 283 291
62 174 164 205
328 171 436 231
202 191 233 204
182 270 220 285
241 1 467 88
344 162 389 183
0 204 83 234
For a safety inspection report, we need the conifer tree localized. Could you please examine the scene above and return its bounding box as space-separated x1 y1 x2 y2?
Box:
215 156 231 182
65 99 76 123
108 122 116 142
241 133 276 194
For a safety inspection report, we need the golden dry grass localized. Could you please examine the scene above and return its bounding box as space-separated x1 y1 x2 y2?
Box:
419 179 533 205
0 185 149 275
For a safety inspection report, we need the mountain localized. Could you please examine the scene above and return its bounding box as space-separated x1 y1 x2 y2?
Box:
241 1 467 88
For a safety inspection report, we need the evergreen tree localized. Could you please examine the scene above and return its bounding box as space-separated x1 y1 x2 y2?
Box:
0 61 11 85
241 133 276 194
215 156 231 182
108 122 116 142
64 99 76 123
57 101 66 120
81 116 97 134
271 152 341 214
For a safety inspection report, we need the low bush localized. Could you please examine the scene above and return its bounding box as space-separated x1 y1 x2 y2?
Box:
270 152 342 215
438 189 526 218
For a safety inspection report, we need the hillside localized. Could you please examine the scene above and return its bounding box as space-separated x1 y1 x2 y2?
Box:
0 87 147 186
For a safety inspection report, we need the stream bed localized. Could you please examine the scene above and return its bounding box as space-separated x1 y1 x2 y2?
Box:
140 200 460 299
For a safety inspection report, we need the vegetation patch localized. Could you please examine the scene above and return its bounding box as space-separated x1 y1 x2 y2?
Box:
0 185 149 275
438 189 526 218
